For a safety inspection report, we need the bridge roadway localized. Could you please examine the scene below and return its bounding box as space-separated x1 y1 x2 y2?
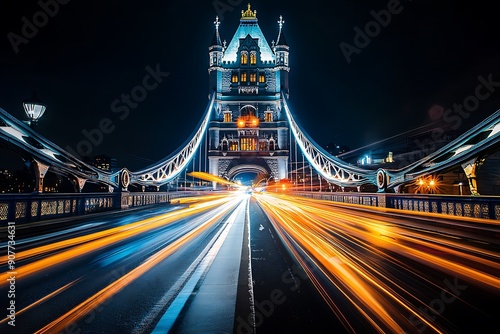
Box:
0 192 499 333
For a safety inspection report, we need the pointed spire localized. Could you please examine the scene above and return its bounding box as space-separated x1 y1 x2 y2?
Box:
276 15 287 46
211 16 222 46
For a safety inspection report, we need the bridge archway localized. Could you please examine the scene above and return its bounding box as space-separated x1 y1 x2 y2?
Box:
227 164 270 184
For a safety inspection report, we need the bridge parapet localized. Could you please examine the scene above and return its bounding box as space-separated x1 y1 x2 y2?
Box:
0 191 206 223
295 192 500 220
0 193 117 223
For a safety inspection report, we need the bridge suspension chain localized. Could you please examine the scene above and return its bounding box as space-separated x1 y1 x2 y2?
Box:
0 106 121 190
282 93 377 187
283 92 500 192
1 91 498 193
129 93 215 186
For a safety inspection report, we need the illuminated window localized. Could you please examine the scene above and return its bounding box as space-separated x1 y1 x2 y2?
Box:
241 52 248 65
259 141 267 151
250 52 257 65
230 142 238 151
240 137 257 151
231 73 238 83
241 72 247 82
259 74 265 83
223 111 232 122
265 112 273 122
250 72 257 83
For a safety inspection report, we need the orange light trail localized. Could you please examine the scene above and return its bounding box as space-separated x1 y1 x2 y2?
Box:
0 194 231 285
254 192 500 333
31 195 244 333
188 171 243 188
0 279 79 325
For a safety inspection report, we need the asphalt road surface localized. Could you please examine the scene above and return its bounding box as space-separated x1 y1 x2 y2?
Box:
1 192 499 333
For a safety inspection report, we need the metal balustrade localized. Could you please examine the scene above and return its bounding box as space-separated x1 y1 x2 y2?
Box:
0 191 207 223
295 191 500 220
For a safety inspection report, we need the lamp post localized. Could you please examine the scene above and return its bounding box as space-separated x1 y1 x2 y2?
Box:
23 93 48 192
23 93 46 128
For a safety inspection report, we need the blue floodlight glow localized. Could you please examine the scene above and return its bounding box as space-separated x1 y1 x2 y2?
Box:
222 22 275 63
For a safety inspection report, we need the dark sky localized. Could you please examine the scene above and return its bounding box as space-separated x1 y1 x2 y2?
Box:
1 0 500 171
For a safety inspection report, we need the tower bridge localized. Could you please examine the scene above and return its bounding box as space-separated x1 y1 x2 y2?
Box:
1 5 500 333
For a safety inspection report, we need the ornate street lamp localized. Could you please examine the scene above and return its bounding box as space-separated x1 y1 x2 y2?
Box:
23 93 46 128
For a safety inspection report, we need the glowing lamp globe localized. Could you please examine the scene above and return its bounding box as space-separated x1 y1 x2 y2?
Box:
23 94 46 125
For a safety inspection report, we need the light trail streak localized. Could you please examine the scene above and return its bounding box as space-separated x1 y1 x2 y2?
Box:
254 192 500 333
188 171 246 189
34 196 244 334
0 194 229 285
0 279 79 325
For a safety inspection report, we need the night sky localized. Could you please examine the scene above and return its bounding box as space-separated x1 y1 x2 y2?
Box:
1 0 500 172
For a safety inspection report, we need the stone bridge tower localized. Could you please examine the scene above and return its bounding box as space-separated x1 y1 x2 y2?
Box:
208 4 290 185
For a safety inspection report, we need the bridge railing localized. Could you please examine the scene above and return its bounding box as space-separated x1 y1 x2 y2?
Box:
0 191 207 223
0 193 117 223
294 192 500 220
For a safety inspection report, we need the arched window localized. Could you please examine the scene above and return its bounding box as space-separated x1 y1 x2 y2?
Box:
231 73 238 83
241 52 248 65
250 52 257 65
240 105 256 117
259 74 265 83
221 138 228 151
269 137 276 151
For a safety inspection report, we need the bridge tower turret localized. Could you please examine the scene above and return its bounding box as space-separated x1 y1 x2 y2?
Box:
208 16 224 94
274 15 290 96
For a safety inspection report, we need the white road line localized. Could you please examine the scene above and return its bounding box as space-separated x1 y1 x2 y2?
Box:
149 199 246 334
246 199 256 333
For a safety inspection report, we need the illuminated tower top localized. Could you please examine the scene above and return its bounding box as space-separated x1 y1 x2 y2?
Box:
221 4 274 63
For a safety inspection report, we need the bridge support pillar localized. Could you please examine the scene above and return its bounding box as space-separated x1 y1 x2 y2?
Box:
76 177 87 192
33 159 49 193
461 157 484 196
209 158 219 190
277 157 288 180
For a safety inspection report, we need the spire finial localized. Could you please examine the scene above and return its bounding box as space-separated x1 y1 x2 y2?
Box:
278 15 284 30
213 16 222 46
276 15 285 47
